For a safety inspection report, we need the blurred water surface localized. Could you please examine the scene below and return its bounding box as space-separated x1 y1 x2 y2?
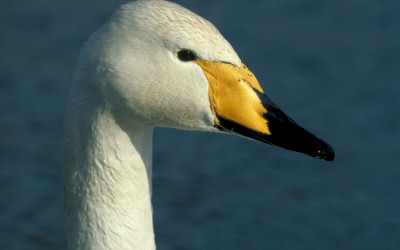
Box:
1 0 399 249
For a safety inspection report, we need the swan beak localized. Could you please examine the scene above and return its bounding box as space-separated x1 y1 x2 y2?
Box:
196 60 334 161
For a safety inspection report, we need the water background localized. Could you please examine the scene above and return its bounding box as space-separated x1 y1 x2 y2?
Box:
1 0 399 249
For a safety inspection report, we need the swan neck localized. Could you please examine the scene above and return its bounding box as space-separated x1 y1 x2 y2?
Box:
64 108 155 250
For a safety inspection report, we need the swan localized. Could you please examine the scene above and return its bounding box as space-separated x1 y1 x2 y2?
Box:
63 0 334 249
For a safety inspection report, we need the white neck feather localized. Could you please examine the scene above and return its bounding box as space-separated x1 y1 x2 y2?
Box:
63 1 240 249
64 103 156 249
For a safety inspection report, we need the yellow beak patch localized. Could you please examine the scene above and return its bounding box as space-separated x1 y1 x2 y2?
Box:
195 60 271 135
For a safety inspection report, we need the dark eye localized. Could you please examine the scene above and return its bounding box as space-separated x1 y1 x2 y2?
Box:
177 49 196 62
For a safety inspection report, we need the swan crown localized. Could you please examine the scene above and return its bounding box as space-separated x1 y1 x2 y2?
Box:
117 0 241 65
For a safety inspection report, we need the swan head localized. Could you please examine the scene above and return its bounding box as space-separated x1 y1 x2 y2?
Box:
73 0 334 161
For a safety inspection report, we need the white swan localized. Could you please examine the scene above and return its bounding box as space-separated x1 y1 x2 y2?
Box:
64 0 334 249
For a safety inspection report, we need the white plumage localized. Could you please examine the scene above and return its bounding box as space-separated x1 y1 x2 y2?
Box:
64 1 238 249
64 0 334 249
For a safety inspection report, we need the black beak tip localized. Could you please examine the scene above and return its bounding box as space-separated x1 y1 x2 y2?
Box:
318 143 335 162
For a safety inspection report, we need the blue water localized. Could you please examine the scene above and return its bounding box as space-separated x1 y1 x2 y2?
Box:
1 0 399 249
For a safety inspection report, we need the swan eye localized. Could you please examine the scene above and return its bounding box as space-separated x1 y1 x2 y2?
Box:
177 49 196 62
